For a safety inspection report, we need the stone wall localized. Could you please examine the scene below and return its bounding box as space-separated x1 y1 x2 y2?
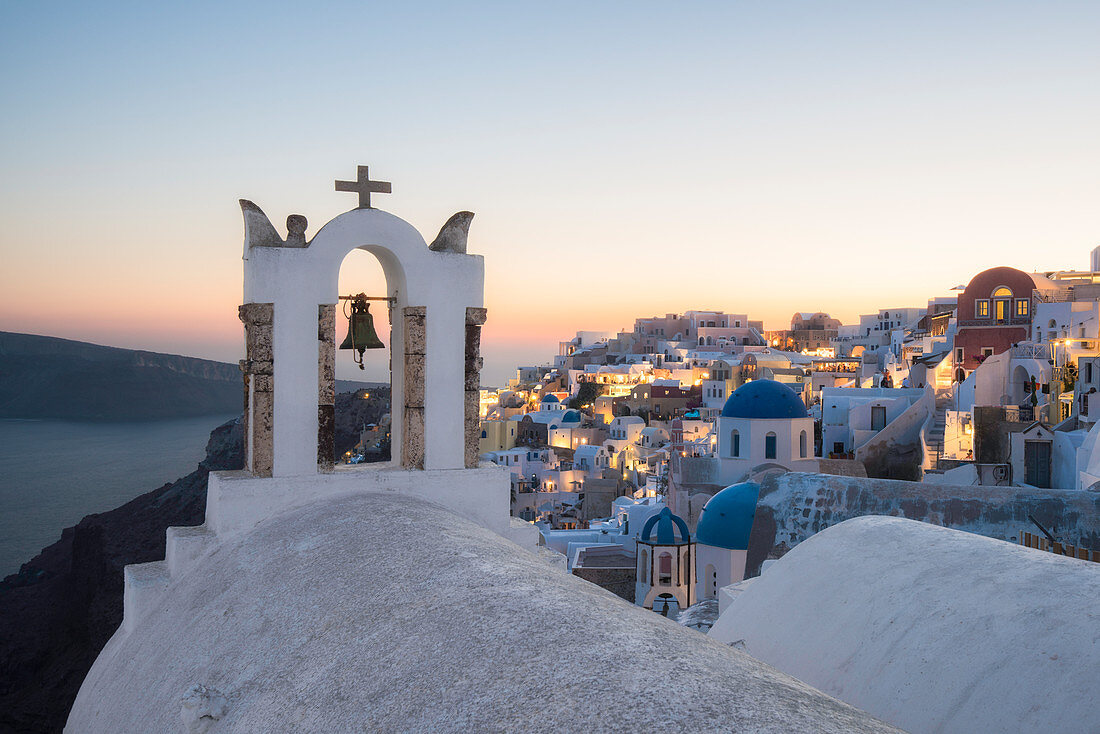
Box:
317 304 335 473
571 567 636 603
238 303 274 477
745 471 1100 577
402 306 426 469
465 307 487 468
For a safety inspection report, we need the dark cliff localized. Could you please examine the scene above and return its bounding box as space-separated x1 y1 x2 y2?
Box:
0 418 244 734
0 332 242 420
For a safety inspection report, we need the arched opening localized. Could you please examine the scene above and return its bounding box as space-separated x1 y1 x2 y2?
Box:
654 593 676 616
639 548 649 584
1011 364 1032 405
658 552 672 585
333 249 394 467
992 285 1013 322
730 429 740 457
765 432 777 460
799 430 808 458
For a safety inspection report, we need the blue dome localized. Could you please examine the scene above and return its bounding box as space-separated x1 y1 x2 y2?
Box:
640 507 691 544
561 409 581 423
696 482 761 550
541 394 560 403
721 380 807 419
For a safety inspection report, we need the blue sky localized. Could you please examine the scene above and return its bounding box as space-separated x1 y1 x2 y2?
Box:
2 1 1097 384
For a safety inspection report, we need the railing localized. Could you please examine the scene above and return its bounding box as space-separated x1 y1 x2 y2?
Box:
1032 289 1074 303
1011 343 1049 359
1020 531 1100 562
958 317 1031 327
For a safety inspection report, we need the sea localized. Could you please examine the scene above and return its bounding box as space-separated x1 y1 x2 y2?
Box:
0 414 238 578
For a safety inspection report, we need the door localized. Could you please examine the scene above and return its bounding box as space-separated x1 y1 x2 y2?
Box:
1024 440 1051 488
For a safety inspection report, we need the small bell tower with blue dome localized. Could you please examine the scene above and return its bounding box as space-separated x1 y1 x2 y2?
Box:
635 507 696 614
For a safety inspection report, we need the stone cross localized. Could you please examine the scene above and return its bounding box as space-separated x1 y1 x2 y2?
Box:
335 165 392 209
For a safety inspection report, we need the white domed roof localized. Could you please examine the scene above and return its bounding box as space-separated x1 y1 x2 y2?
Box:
68 493 897 733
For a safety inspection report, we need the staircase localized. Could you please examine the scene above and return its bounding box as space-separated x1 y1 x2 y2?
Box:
923 398 949 473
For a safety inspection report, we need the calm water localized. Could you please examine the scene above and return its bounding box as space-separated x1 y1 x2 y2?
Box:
0 415 238 577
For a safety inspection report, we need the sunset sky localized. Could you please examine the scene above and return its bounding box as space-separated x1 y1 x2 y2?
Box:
1 1 1097 385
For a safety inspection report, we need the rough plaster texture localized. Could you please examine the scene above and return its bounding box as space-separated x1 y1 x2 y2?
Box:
711 516 1100 734
746 471 1100 576
241 203 483 475
69 493 900 734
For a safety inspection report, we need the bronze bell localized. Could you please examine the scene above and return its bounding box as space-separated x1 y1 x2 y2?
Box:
339 294 385 369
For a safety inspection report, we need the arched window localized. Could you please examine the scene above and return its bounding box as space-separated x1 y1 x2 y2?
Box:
698 337 705 345
480 429 487 438
799 430 808 458
706 336 713 346
991 286 1014 321
683 552 690 583
1049 319 1057 328
640 548 649 584
765 431 777 460
658 552 672 585
730 429 740 457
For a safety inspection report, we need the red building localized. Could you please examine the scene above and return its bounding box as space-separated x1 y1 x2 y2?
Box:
953 266 1038 375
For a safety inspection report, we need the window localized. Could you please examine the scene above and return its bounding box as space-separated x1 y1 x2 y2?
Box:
833 442 845 454
765 432 777 460
955 347 964 363
871 406 887 431
480 430 487 438
734 320 741 327
799 430 808 458
982 347 995 359
640 548 648 583
730 430 740 457
992 286 1013 299
976 299 990 318
658 552 672 585
1015 299 1029 318
1088 362 1093 384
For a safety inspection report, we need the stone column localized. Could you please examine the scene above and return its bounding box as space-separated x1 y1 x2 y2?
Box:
402 306 427 469
465 307 487 468
238 303 274 478
317 304 336 473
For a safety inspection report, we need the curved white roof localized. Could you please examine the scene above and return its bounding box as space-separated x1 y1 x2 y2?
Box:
69 494 898 733
710 516 1098 734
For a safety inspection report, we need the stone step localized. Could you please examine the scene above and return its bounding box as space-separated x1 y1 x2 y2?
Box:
123 561 170 634
166 524 217 578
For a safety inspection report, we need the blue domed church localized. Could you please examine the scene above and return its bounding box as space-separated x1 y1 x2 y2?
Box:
695 482 761 599
717 379 816 485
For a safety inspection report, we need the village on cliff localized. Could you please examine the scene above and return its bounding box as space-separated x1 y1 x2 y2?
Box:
66 173 1097 734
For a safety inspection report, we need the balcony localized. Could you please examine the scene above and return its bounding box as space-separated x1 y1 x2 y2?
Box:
958 317 1030 328
1010 343 1049 359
